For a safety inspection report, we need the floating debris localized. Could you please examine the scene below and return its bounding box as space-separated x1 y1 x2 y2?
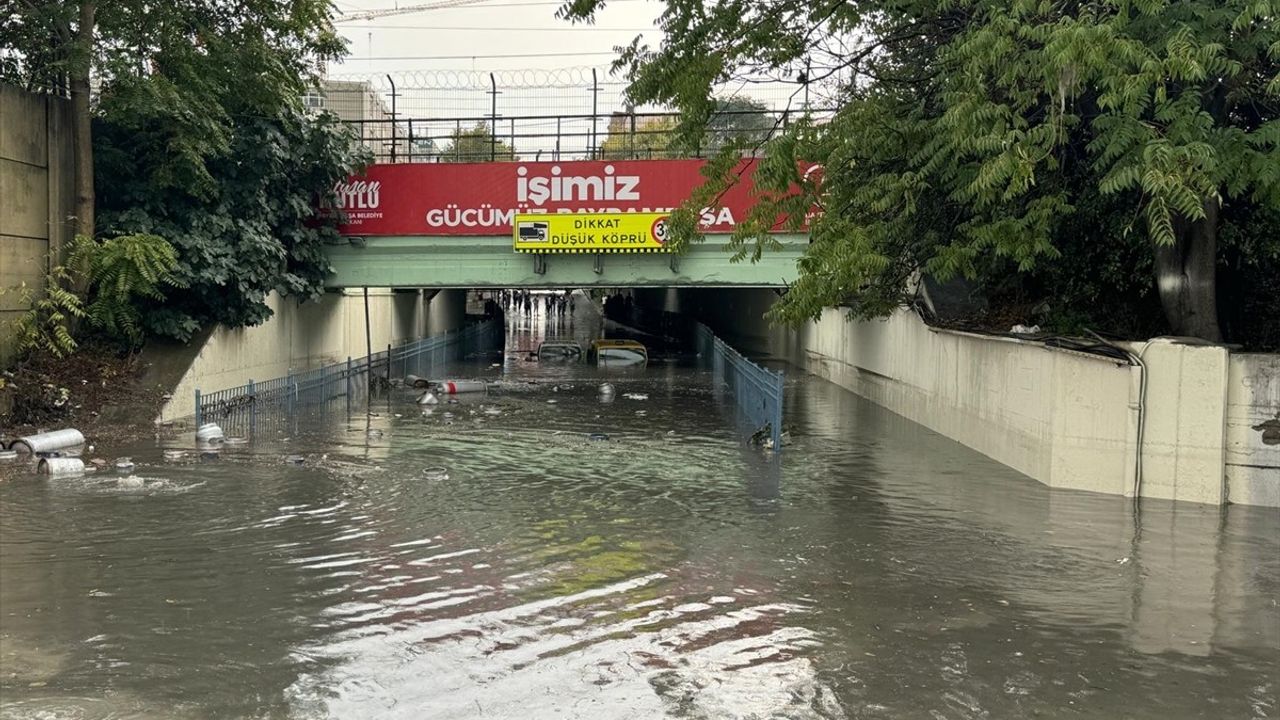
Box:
38 457 85 475
163 450 186 462
114 458 136 474
223 436 249 446
623 393 649 401
285 455 306 465
9 428 85 455
423 467 449 481
195 423 224 443
588 433 610 442
438 380 487 394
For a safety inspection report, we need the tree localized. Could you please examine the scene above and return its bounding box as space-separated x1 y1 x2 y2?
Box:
441 122 517 162
706 96 774 153
94 108 367 340
3 0 366 341
598 98 772 159
562 0 1280 342
599 114 680 159
1 0 345 242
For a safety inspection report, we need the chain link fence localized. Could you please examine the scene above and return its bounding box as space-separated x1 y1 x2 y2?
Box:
194 320 503 435
315 66 823 162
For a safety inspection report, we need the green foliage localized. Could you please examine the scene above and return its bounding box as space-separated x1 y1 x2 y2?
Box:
440 123 517 162
563 0 1280 343
95 109 368 341
3 0 362 342
599 98 774 159
69 234 184 345
2 267 86 360
600 115 681 159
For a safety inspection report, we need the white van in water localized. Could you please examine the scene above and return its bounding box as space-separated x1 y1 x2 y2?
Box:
538 340 583 361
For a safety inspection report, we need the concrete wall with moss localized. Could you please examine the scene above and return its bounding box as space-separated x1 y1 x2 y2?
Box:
0 84 75 368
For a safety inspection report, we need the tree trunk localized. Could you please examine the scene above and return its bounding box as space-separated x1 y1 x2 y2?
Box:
1154 197 1222 342
70 0 96 242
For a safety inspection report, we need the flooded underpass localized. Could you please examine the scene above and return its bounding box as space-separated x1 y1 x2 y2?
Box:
1 294 1277 719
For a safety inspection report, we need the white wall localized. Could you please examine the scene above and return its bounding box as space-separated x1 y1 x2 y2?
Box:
1225 354 1280 506
764 305 1277 507
782 308 1137 498
158 288 464 422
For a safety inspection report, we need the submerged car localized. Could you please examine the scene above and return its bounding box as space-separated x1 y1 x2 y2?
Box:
587 339 648 367
538 340 583 361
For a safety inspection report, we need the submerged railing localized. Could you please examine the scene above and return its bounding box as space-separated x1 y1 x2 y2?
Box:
194 320 502 435
694 323 784 451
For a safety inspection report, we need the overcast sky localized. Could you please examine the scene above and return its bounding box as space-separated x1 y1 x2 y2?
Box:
327 0 663 75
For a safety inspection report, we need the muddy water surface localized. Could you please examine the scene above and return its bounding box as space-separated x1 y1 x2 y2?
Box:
1 300 1276 719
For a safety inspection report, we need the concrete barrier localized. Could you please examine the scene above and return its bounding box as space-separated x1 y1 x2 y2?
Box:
647 288 1278 507
783 308 1279 506
155 288 465 422
0 84 75 369
1225 354 1280 506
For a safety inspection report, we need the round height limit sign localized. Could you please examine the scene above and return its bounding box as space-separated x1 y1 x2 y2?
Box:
513 212 672 254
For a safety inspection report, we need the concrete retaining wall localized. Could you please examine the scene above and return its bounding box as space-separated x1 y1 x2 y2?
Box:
156 289 464 422
651 288 1279 507
0 84 75 368
1225 354 1280 506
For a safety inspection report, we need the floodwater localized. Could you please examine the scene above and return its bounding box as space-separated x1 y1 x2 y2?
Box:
1 296 1277 720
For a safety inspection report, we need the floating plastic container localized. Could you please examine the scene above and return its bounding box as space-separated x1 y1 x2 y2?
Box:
437 380 487 394
38 457 86 475
422 467 449 481
163 449 186 462
195 423 224 443
222 436 249 446
9 429 85 455
115 458 136 474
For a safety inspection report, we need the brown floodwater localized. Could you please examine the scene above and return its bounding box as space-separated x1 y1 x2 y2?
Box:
1 299 1276 719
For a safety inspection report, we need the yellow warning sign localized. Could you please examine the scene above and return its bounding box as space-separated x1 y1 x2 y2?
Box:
512 212 670 253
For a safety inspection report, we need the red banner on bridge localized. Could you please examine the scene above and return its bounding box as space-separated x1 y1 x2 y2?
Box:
332 159 805 236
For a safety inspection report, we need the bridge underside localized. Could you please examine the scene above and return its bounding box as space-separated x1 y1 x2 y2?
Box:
324 234 804 289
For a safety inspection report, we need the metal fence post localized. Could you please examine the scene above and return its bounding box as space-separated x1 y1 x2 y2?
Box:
489 72 498 161
194 388 202 428
248 379 256 435
345 356 353 415
286 369 294 416
590 68 600 158
386 73 397 162
629 111 636 160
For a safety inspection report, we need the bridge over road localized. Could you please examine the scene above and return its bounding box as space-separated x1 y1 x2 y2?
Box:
325 158 806 289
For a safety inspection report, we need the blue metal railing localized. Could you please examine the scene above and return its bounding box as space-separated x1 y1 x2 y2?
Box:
195 320 502 433
694 323 784 451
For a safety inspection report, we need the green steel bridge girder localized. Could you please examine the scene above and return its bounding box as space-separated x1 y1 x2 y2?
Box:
323 234 806 289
